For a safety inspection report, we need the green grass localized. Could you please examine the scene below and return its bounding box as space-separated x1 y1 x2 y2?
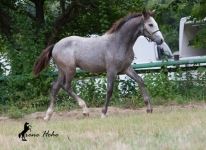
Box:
0 107 206 150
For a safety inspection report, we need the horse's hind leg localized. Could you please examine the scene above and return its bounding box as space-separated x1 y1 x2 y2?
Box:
44 71 64 121
68 88 89 116
123 66 152 113
62 69 89 116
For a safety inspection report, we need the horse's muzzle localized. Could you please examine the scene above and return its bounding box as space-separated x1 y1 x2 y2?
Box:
156 38 164 45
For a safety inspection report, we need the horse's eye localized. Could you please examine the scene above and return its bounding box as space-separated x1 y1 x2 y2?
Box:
149 24 153 27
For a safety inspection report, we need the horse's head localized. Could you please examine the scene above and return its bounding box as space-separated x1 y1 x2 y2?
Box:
24 122 30 128
141 8 164 45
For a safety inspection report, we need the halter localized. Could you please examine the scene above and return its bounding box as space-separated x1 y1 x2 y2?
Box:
141 18 160 42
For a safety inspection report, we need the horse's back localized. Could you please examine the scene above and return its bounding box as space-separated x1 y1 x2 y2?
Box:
52 36 108 73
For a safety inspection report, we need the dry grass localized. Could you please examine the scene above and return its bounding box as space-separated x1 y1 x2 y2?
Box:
0 106 206 150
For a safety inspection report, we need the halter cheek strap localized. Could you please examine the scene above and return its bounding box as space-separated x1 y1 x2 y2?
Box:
141 18 160 42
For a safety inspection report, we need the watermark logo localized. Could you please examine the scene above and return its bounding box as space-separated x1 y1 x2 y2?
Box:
18 122 32 141
18 122 59 141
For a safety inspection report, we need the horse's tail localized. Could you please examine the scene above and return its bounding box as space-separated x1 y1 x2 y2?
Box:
33 44 55 77
18 133 21 138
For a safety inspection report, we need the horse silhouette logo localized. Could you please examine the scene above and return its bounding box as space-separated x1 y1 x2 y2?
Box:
18 122 32 141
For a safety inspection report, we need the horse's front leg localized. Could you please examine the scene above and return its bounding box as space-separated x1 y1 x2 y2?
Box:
101 70 117 118
123 66 152 113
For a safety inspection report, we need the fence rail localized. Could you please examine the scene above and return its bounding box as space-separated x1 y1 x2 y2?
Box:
0 58 206 81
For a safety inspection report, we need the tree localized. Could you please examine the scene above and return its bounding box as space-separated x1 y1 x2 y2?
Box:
153 0 206 50
188 0 206 49
0 0 144 75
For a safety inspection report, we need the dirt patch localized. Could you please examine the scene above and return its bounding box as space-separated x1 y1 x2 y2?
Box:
0 102 206 122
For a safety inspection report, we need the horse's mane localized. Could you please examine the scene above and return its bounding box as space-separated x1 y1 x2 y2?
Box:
106 11 150 34
106 13 141 34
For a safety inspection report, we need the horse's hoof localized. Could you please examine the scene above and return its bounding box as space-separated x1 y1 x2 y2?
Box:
146 109 153 113
43 117 49 121
83 113 89 117
101 113 106 119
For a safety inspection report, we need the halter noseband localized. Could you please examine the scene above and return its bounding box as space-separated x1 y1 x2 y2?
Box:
141 18 160 42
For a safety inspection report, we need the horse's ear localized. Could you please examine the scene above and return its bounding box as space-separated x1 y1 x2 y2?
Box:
150 9 155 16
142 8 148 18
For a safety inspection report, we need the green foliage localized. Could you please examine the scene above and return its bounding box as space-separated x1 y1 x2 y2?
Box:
5 11 53 75
188 25 206 49
143 66 206 105
0 75 54 111
98 0 144 33
190 0 206 20
144 71 173 99
187 0 206 49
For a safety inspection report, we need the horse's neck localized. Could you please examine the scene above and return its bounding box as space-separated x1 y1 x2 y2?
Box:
117 17 142 47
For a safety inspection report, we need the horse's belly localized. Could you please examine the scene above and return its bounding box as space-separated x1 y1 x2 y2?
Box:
78 65 106 73
77 61 106 73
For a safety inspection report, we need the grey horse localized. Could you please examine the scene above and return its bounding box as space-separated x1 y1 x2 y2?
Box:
33 8 164 120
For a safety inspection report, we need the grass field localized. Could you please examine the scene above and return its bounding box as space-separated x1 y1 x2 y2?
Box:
0 104 206 150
